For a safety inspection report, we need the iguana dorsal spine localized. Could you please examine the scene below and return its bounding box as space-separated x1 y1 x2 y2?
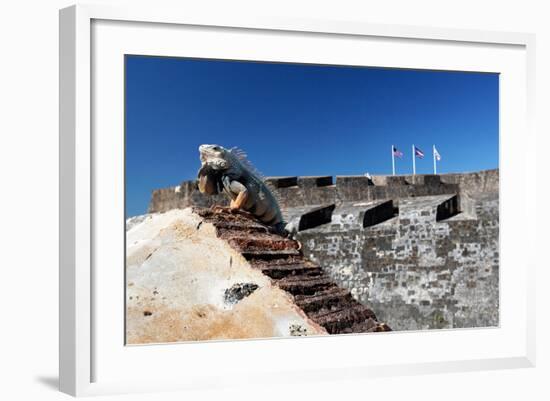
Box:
198 144 287 234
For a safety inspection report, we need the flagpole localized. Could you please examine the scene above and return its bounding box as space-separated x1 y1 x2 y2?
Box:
433 144 437 175
391 145 395 176
412 144 416 175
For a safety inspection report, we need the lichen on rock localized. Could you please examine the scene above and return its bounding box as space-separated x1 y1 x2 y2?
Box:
224 283 260 305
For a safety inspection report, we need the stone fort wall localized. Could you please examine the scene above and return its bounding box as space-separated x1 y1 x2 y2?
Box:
148 169 498 213
147 169 499 331
297 193 498 330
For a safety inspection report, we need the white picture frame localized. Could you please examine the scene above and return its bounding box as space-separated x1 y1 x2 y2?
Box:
59 3 536 397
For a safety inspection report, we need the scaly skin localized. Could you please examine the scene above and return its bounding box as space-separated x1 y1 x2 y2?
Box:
197 144 286 233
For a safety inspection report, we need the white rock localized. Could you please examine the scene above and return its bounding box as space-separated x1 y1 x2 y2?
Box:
126 208 325 344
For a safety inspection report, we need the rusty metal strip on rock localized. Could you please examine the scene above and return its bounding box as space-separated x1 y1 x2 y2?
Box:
194 207 391 335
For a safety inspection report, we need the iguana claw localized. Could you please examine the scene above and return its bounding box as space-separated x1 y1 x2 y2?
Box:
210 205 230 213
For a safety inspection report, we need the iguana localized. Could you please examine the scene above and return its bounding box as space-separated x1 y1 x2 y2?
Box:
197 144 294 235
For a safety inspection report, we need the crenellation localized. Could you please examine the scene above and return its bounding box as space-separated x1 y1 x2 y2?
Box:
148 169 496 213
297 175 334 188
265 176 298 188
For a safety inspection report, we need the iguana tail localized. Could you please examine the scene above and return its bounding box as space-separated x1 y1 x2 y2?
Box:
272 221 299 238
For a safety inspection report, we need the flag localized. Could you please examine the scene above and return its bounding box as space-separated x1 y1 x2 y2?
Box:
393 146 403 158
434 146 441 161
414 146 425 159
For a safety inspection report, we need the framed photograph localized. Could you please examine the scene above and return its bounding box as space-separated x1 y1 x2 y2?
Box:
59 4 536 396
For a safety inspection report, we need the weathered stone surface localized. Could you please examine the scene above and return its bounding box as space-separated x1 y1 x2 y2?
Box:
297 192 499 331
126 209 325 344
440 169 499 195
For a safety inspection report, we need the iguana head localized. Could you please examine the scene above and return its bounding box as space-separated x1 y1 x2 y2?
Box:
199 144 229 170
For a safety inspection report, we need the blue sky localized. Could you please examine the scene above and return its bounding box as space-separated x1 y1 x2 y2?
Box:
126 55 499 217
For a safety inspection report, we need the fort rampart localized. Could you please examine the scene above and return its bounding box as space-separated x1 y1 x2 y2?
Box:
146 169 499 331
149 169 498 213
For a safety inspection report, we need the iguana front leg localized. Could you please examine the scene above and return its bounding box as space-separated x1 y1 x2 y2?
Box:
231 190 248 211
222 177 249 212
